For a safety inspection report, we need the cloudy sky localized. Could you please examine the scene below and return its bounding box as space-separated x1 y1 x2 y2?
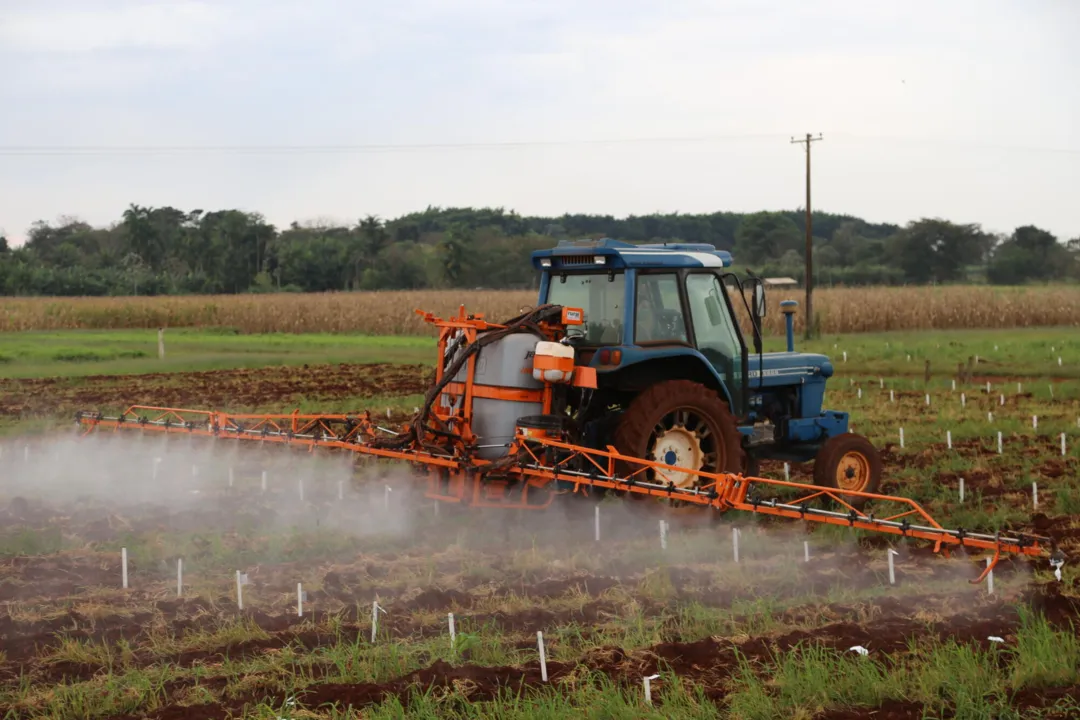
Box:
2 0 1077 243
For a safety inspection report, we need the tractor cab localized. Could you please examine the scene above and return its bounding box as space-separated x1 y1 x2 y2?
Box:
531 239 881 499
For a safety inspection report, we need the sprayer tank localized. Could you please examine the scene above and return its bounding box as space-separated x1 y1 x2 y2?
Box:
442 332 544 459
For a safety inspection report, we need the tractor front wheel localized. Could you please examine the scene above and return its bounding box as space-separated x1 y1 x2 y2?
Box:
813 433 882 507
613 379 744 491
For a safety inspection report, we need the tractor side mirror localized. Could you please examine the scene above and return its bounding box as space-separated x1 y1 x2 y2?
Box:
753 282 766 321
704 294 723 326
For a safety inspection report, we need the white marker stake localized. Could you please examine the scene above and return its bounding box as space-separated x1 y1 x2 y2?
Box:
879 378 884 389
659 520 668 551
843 351 847 362
1049 384 1055 399
537 631 548 682
987 381 991 393
1017 382 1022 394
959 477 965 502
947 431 952 450
23 445 29 463
890 390 895 403
228 466 234 488
371 601 379 643
1059 357 1063 367
298 583 304 617
887 549 898 585
925 393 930 406
449 612 456 651
804 541 810 562
1033 482 1038 509
975 354 979 364
732 527 740 563
1062 433 1067 457
644 674 661 705
594 505 600 542
261 470 267 492
986 558 994 595
236 571 244 610
1033 416 1038 430
952 379 956 391
857 388 862 399
961 393 966 408
899 427 905 449
338 480 344 500
121 548 128 589
784 463 790 481
999 394 1004 406
298 477 304 502
384 486 391 511
988 412 994 423
997 432 1003 454
177 559 182 597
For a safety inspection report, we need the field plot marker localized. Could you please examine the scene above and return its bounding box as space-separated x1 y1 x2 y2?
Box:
643 674 661 705
887 548 898 585
784 463 790 481
879 378 884 389
925 393 930 406
857 388 862 400
986 558 994 595
659 520 668 551
23 445 29 463
228 466 234 488
988 411 994 423
370 601 386 643
1049 385 1055 399
384 486 392 510
177 559 182 597
899 427 905 449
890 390 895 403
298 583 305 617
732 528 740 563
298 477 304 502
946 431 952 450
537 631 549 682
1017 382 1022 394
338 480 344 500
1062 433 1067 457
999 394 1005 406
987 381 992 393
1033 482 1039 509
804 541 810 562
952 379 956 391
997 432 1003 455
121 548 128 589
1033 415 1038 430
959 477 965 503
448 613 456 651
236 571 249 610
594 505 600 542
261 470 268 493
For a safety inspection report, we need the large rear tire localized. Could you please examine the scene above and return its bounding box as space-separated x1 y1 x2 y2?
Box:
613 380 744 491
813 432 882 508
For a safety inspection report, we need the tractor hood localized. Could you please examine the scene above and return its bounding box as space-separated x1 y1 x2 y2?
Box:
748 351 834 384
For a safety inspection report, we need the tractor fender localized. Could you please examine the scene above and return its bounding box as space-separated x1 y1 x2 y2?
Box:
594 347 736 410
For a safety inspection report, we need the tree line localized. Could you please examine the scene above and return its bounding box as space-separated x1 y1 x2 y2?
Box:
0 205 1076 296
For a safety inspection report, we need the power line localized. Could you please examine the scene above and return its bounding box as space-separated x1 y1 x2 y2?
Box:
0 133 786 156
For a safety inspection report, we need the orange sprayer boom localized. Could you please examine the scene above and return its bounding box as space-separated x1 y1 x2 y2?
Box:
74 305 1052 581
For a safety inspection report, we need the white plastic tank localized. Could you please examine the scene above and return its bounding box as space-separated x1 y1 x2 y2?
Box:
443 332 544 459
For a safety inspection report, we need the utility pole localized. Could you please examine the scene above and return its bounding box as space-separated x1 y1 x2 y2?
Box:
790 133 823 339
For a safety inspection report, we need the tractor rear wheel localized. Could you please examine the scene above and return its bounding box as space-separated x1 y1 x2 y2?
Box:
613 380 744 492
813 432 882 508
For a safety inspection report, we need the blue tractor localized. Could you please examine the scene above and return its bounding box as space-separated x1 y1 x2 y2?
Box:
531 238 882 501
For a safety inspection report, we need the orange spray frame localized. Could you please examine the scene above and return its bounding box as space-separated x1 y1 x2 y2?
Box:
75 306 1051 583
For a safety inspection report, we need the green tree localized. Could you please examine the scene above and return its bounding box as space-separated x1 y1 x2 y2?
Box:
987 225 1070 284
734 212 803 266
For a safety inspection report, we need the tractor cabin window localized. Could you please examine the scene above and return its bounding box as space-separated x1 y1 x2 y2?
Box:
547 272 625 345
685 272 744 408
635 273 689 344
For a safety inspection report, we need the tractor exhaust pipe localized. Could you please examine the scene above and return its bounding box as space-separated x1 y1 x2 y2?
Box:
781 300 798 352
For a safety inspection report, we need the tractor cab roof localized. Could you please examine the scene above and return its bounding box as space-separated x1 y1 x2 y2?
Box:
531 238 733 271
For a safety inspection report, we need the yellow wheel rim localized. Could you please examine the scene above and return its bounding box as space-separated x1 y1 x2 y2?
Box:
836 450 871 492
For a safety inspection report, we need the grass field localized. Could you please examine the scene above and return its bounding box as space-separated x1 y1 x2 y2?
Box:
0 326 1078 717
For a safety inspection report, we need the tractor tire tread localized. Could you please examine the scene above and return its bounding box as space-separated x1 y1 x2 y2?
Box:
612 379 744 480
813 432 883 504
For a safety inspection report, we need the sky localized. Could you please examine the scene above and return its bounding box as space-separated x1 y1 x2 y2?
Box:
1 0 1078 244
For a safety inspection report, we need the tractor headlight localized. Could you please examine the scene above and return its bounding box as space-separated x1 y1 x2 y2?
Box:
593 256 606 265
540 258 552 267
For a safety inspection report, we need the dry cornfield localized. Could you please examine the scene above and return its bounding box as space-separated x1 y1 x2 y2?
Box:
1 286 1077 335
